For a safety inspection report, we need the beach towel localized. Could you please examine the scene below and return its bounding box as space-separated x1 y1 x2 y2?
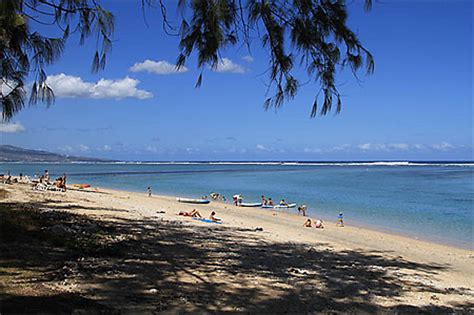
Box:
193 218 222 224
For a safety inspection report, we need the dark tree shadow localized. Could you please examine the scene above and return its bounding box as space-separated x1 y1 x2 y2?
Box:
1 199 473 314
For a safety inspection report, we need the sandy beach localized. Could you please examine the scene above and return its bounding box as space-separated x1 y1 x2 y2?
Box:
1 181 473 313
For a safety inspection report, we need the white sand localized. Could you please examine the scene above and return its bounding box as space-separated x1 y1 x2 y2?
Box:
1 182 473 313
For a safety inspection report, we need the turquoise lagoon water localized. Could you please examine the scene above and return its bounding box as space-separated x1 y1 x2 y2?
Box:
1 162 473 249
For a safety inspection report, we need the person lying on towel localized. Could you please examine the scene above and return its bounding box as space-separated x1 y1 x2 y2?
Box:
178 209 202 218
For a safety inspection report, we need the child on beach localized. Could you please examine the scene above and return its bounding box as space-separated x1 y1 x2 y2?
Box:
303 219 312 227
147 186 152 197
209 211 221 222
261 195 267 205
267 198 274 206
337 212 344 227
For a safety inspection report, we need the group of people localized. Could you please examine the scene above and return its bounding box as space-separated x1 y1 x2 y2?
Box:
178 209 222 222
303 211 344 229
261 195 290 207
232 194 243 206
260 195 274 206
36 170 67 191
1 172 31 184
0 169 69 192
303 218 324 229
210 192 226 201
53 174 67 191
1 170 67 192
232 194 288 207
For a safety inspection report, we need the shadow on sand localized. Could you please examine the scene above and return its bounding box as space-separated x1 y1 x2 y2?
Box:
0 199 472 314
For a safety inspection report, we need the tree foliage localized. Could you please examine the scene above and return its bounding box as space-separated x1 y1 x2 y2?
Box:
0 0 113 120
1 0 373 121
172 0 374 116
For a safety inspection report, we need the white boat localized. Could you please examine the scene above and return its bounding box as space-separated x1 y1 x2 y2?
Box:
239 202 262 207
273 203 297 209
177 197 210 204
261 205 274 209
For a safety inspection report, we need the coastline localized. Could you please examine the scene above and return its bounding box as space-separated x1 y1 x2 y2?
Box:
70 182 474 251
1 182 473 312
2 162 472 250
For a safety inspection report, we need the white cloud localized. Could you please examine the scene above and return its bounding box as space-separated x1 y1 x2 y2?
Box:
213 58 245 74
46 73 153 100
78 144 90 152
331 144 352 151
102 145 112 151
58 145 73 153
303 145 351 154
431 142 455 151
1 79 19 97
388 143 410 150
256 144 268 151
358 143 387 151
129 60 188 75
413 144 425 150
358 143 373 150
357 143 456 152
242 55 254 63
0 122 25 133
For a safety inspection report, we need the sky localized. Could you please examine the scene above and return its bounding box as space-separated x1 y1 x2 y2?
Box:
1 0 472 161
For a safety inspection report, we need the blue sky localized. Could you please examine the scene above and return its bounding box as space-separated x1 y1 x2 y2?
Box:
1 0 472 161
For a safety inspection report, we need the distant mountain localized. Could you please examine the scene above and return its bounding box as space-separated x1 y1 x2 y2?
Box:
0 145 113 162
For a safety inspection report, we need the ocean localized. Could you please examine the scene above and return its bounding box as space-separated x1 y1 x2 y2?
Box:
1 161 472 249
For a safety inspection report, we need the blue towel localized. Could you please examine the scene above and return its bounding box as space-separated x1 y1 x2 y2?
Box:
193 218 222 224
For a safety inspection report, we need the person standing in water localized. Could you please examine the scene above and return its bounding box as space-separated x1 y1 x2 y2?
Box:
147 186 152 197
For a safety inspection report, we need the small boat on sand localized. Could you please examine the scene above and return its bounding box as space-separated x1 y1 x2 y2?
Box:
239 202 262 207
273 203 297 209
177 197 210 204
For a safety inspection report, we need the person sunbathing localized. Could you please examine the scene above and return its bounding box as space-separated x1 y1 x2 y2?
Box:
314 219 324 229
303 219 312 227
209 211 221 222
178 209 202 218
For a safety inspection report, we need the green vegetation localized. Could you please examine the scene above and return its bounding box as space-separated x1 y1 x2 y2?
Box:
1 0 373 120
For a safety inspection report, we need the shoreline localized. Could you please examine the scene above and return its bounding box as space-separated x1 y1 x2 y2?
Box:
71 183 473 255
70 182 473 251
2 163 472 252
1 182 473 312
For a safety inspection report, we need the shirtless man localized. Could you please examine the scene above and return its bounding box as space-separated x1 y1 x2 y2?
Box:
178 209 202 218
